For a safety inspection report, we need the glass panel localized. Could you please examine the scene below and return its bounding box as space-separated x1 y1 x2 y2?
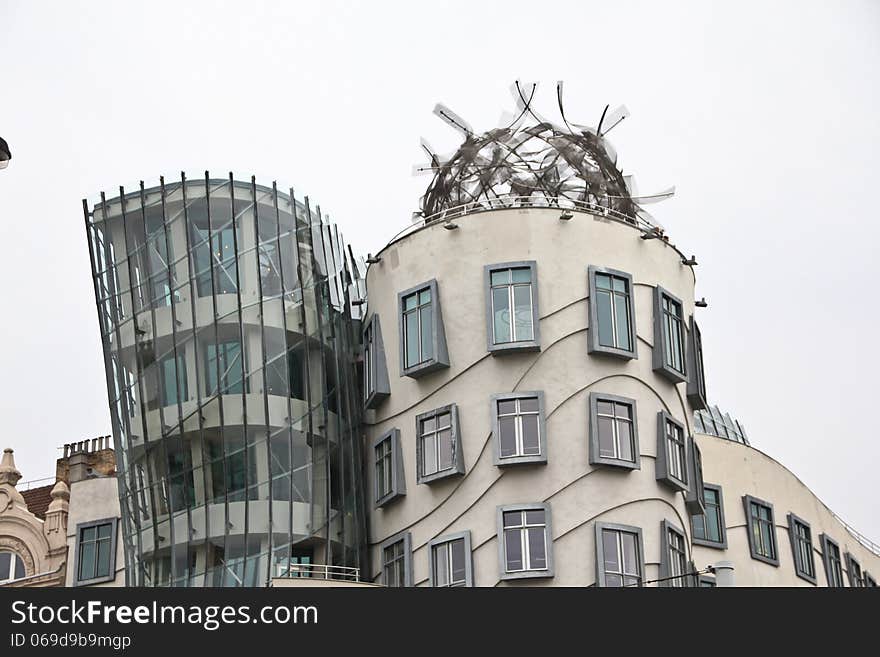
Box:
403 293 417 311
497 399 517 415
450 539 466 584
82 526 97 543
602 531 619 572
612 277 626 293
492 287 511 344
434 543 449 587
499 417 518 457
419 305 434 361
436 412 451 429
79 542 97 581
596 291 613 347
96 538 111 578
525 509 545 525
527 527 546 569
621 533 638 575
521 415 540 455
13 555 24 580
491 270 510 286
503 511 521 528
418 289 431 305
617 421 633 462
437 428 453 470
613 294 630 350
606 574 622 587
0 553 10 580
513 285 533 341
597 400 614 416
598 417 615 458
596 274 611 290
97 523 112 539
504 529 523 571
511 268 531 283
519 397 539 413
421 416 437 433
692 513 706 540
405 312 420 367
421 435 437 476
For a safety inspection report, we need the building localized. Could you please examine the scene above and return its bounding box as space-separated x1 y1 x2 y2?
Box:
82 175 367 586
0 437 124 588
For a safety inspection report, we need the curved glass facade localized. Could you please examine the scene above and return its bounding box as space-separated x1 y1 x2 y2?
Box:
84 174 367 586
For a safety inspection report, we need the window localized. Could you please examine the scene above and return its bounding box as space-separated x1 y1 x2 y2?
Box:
159 351 187 407
660 521 689 587
588 266 636 359
845 553 864 588
684 437 705 515
485 262 540 354
398 279 450 379
429 531 474 587
373 428 405 508
416 404 464 484
653 286 687 383
381 532 412 587
699 574 717 587
491 391 547 466
786 513 816 584
191 223 239 297
74 518 118 585
588 393 640 470
363 314 390 409
497 503 554 580
0 551 26 584
691 483 727 548
820 534 844 587
655 411 688 492
204 338 245 395
743 495 779 566
686 317 708 410
595 522 644 587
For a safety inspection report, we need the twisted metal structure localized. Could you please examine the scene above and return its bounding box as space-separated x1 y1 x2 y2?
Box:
419 82 671 227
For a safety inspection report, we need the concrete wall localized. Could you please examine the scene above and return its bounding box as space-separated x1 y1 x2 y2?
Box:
694 434 880 586
364 208 700 586
65 477 125 587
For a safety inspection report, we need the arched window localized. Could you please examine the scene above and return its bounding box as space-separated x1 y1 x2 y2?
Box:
0 551 26 584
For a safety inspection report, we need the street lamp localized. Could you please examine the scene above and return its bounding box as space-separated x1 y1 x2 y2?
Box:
0 137 10 169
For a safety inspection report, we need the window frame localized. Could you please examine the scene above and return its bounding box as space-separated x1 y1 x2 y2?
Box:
659 520 690 588
691 482 728 549
397 279 450 379
594 521 646 588
742 495 779 567
655 411 689 492
491 391 548 466
820 534 845 587
686 316 708 410
485 261 541 354
0 550 27 584
363 314 391 409
864 572 877 587
652 285 688 383
372 428 406 508
684 436 706 516
73 517 119 586
428 530 474 587
496 503 555 581
845 552 864 588
786 512 817 585
588 392 640 471
380 531 413 587
587 266 637 360
415 404 465 484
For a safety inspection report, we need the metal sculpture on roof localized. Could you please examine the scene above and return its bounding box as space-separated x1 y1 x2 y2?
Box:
417 82 673 228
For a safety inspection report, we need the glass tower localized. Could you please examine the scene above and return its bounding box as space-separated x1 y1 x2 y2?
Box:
84 173 367 586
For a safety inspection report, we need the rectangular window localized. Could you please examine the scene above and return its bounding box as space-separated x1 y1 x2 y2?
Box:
398 279 449 378
820 534 844 587
686 317 708 410
204 338 245 395
589 393 639 470
486 262 540 353
416 405 463 484
381 533 412 587
660 521 689 588
363 314 390 409
429 531 473 587
595 522 644 587
74 518 118 585
787 513 816 584
692 483 727 548
684 437 705 516
497 503 554 580
656 412 688 491
845 553 864 588
372 428 405 508
159 351 187 407
743 495 779 566
653 286 687 383
589 267 635 356
492 392 547 466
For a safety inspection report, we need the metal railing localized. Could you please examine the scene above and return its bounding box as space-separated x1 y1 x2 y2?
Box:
833 513 880 557
16 476 56 491
385 195 659 249
273 563 361 582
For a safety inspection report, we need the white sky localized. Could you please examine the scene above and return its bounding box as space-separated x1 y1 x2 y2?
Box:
1 0 878 541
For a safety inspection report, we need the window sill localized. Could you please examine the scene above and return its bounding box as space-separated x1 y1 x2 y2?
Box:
494 454 547 467
590 457 640 471
588 343 637 361
417 466 463 485
364 389 390 410
692 537 727 550
401 358 448 379
488 340 541 355
374 490 405 509
748 553 780 567
500 568 554 582
656 474 689 493
654 363 687 384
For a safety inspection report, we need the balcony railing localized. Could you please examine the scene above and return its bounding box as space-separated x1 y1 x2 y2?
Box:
273 563 361 582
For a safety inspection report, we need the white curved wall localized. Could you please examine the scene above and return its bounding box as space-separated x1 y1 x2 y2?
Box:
364 208 701 586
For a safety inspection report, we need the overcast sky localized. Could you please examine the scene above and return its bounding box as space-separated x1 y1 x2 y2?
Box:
1 1 878 541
